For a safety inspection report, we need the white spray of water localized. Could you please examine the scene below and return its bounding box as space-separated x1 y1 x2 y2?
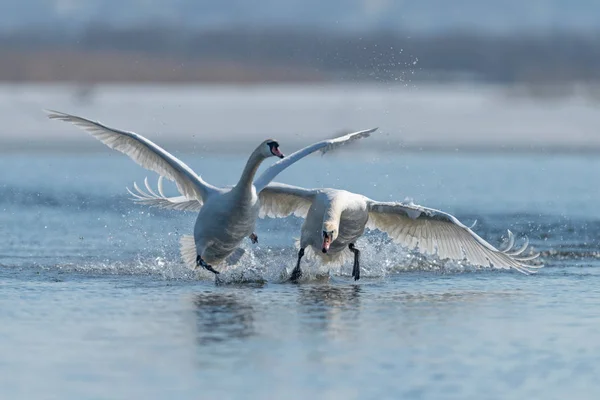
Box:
42 231 515 282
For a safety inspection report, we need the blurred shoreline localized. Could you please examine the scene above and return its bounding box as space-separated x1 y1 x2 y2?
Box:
3 25 600 155
2 28 600 85
2 82 600 154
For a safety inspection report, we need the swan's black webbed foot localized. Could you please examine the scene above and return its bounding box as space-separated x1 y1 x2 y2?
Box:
349 243 360 281
249 233 258 244
290 248 305 283
196 255 220 275
290 267 302 282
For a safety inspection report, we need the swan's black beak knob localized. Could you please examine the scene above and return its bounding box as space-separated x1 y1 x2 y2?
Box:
268 141 284 158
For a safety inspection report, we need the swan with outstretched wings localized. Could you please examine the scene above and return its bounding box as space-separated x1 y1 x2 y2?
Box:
46 110 376 276
131 179 541 280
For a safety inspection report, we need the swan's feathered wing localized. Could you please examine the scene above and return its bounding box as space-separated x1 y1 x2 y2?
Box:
126 178 316 217
127 176 203 211
366 200 542 274
253 127 377 192
258 183 317 218
46 110 218 203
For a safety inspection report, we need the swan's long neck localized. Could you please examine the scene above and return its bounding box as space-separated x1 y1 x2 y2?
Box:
235 147 266 193
322 198 343 230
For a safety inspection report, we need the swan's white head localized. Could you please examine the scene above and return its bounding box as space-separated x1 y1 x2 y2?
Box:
261 139 284 159
321 222 338 253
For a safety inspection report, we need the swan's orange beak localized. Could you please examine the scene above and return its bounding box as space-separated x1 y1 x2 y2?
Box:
271 146 284 159
322 233 331 253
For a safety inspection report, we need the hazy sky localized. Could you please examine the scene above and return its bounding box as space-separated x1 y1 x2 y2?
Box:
1 0 599 33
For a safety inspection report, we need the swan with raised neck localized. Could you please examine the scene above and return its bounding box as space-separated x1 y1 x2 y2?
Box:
234 139 283 193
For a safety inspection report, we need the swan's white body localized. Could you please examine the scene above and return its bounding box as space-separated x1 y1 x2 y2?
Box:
135 180 542 275
297 189 369 260
260 183 541 274
46 110 376 270
193 185 259 263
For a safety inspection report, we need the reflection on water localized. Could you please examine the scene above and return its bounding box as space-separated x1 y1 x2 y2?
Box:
297 285 362 337
298 284 362 307
386 289 520 306
192 291 255 346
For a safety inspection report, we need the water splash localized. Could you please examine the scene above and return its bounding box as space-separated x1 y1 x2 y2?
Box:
9 228 555 283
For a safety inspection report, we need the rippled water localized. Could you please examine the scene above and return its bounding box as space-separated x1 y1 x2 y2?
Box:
2 151 600 399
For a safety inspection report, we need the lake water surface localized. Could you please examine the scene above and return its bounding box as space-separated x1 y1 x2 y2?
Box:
2 151 600 399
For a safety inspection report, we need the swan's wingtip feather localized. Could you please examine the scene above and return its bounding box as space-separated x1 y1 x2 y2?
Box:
157 175 166 197
125 186 144 200
352 127 377 139
499 229 516 253
319 127 375 155
44 109 69 119
144 176 157 196
514 252 541 262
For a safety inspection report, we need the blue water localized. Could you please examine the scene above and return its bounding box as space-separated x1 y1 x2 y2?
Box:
2 151 600 399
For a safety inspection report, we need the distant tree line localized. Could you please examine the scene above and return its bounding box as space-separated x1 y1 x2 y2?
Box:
1 26 599 83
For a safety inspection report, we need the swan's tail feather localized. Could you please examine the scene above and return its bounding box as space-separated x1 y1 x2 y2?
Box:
180 235 197 270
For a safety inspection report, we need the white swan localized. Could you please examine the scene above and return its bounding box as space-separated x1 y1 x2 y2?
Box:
131 180 542 279
45 110 377 274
